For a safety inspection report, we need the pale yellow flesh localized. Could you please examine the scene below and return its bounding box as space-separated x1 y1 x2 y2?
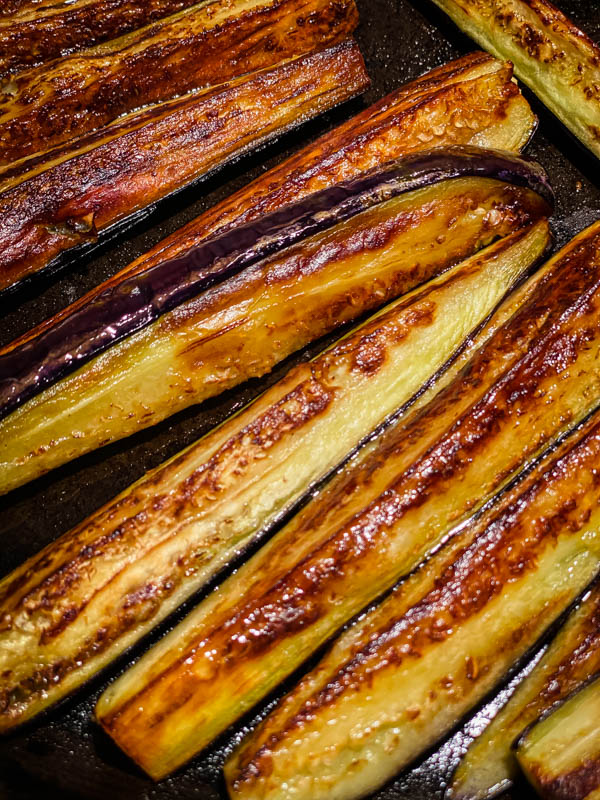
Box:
449 583 600 800
431 0 600 158
225 422 600 800
0 178 536 495
0 224 547 734
517 676 600 800
94 223 553 779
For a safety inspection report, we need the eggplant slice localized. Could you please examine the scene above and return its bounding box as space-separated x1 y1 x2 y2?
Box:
0 148 551 495
516 673 600 800
97 219 600 782
0 40 369 294
430 0 600 160
225 406 600 800
0 0 358 165
448 582 600 799
8 51 535 351
0 0 207 76
0 222 549 734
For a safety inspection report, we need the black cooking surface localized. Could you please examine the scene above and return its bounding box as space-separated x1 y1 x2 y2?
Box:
1 1 600 798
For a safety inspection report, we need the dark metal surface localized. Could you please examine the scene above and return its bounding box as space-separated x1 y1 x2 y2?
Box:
1 1 600 798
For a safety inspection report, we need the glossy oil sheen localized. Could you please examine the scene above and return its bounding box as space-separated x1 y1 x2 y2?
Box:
0 0 208 74
449 584 600 800
517 674 600 800
6 51 536 354
431 0 600 158
96 221 600 781
0 0 358 164
0 176 548 494
0 224 548 733
0 41 369 293
226 411 600 800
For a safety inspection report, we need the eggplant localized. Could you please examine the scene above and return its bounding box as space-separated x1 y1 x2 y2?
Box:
0 148 551 496
0 40 369 295
430 0 600 160
449 584 600 800
516 674 600 800
11 51 536 351
225 407 600 800
0 0 358 165
96 220 600 781
0 0 206 76
0 222 551 734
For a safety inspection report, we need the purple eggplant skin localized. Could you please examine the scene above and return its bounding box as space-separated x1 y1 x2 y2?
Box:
0 145 553 424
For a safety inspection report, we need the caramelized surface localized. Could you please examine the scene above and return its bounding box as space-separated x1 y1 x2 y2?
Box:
0 0 203 75
0 225 547 732
450 585 600 799
0 41 368 292
97 222 600 781
517 675 600 800
0 177 546 495
226 411 600 800
3 52 535 354
0 0 358 164
431 0 600 158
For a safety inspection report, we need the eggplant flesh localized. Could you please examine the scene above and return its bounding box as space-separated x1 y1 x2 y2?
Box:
430 0 600 159
449 584 600 800
0 146 552 423
516 674 600 800
0 0 204 75
95 220 600 781
0 170 550 496
0 40 369 295
11 51 536 354
0 224 549 733
225 409 600 800
0 0 358 165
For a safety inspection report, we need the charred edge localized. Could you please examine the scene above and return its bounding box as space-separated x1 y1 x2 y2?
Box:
0 53 516 344
531 756 600 800
0 375 335 719
231 422 600 788
0 0 359 165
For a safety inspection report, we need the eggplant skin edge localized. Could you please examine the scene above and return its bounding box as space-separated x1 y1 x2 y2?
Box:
0 0 203 75
2 50 536 356
447 581 600 800
0 39 369 295
0 0 359 166
515 672 600 800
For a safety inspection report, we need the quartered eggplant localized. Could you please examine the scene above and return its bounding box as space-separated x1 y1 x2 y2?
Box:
516 674 600 800
0 148 551 495
0 0 204 75
225 408 600 800
0 222 550 733
449 583 600 800
10 51 536 350
0 40 369 294
96 220 600 781
430 0 600 159
0 0 358 165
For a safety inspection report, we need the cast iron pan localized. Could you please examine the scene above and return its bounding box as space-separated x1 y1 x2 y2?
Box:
1 1 600 798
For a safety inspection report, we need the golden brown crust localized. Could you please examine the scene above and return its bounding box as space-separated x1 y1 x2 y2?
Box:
0 40 369 292
0 0 201 75
1 51 533 354
0 0 358 165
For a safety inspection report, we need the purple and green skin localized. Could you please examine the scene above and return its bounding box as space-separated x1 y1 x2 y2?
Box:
0 145 552 423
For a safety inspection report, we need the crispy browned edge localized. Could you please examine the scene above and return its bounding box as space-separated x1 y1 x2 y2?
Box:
0 0 358 165
0 51 520 355
0 0 200 75
0 40 369 292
